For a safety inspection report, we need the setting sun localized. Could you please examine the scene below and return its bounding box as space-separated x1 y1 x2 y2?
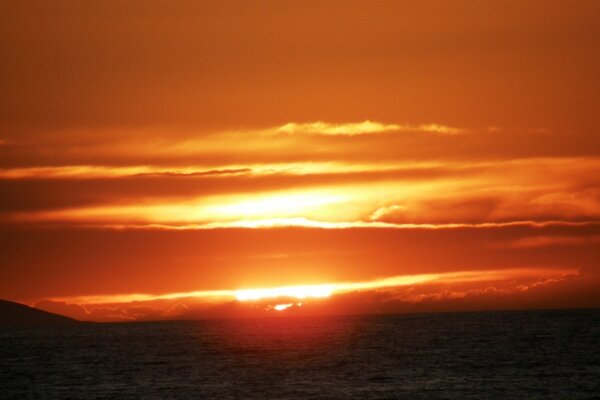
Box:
273 303 294 311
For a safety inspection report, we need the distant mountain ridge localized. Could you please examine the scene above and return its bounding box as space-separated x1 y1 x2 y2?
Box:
0 299 80 328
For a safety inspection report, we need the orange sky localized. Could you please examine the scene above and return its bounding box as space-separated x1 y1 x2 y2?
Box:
1 0 599 321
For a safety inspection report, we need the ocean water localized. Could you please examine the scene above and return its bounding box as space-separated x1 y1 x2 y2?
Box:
1 309 599 399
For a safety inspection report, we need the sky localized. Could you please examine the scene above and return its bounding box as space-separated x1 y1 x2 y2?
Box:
1 0 599 321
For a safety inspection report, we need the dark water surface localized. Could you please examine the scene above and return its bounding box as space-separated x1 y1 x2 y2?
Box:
1 309 599 399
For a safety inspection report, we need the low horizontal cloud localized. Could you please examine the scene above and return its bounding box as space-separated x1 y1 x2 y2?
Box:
40 267 579 305
32 268 588 322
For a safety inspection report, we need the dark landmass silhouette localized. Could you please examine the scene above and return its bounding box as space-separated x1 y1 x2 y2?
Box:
0 299 80 328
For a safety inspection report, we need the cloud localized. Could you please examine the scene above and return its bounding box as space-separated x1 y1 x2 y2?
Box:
276 121 464 136
163 302 189 318
34 300 91 321
30 268 592 321
386 271 587 307
1 157 598 226
2 152 597 227
367 183 600 226
7 219 594 233
11 182 597 229
0 160 451 181
369 204 407 221
413 124 465 135
34 299 187 322
0 165 253 179
495 234 600 249
42 267 579 305
1 125 597 175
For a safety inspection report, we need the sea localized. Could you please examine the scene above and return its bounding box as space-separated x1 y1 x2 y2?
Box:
1 309 599 399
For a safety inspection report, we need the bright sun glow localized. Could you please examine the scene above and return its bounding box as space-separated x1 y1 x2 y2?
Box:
205 191 346 220
273 303 293 311
234 284 333 301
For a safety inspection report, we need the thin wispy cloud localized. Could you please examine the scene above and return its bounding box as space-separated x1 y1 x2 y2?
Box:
276 121 464 136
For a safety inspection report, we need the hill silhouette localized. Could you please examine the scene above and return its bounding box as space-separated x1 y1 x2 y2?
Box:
0 299 80 328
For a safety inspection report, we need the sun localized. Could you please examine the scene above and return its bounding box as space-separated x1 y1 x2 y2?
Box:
273 303 294 311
